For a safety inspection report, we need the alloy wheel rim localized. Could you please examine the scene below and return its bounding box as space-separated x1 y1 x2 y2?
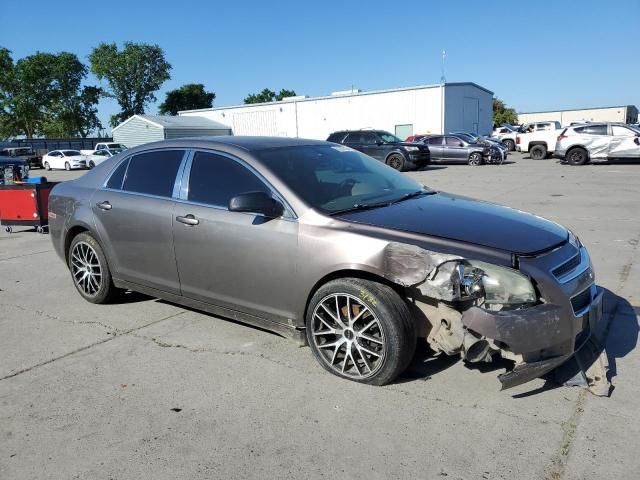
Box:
311 293 386 379
470 154 481 165
389 156 401 169
70 241 103 296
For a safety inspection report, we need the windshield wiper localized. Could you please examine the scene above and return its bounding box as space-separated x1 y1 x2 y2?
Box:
389 189 436 205
329 190 435 215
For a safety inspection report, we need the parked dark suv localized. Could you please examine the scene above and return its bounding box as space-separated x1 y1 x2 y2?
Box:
327 130 430 171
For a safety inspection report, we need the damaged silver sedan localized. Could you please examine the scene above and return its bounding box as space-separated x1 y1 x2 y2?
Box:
48 137 608 392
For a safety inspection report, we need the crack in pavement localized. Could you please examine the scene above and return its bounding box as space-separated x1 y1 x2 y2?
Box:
0 250 51 262
0 311 188 382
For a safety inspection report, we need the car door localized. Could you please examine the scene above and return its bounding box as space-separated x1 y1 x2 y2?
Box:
609 125 640 159
576 124 610 159
361 132 386 161
425 136 444 161
444 136 468 162
91 149 186 294
343 132 366 155
172 150 299 323
48 151 61 169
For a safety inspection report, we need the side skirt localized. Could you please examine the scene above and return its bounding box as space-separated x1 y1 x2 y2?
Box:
113 278 307 345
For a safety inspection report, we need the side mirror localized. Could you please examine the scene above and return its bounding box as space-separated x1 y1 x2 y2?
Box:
228 191 284 218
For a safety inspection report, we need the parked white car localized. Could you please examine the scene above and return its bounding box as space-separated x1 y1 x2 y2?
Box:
85 149 115 169
516 121 563 159
492 125 518 151
42 150 87 171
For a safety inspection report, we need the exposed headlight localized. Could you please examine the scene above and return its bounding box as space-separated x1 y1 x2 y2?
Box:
428 260 537 310
568 230 581 249
404 146 420 152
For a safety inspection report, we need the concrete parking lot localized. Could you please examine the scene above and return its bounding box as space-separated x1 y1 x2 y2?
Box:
1 152 638 479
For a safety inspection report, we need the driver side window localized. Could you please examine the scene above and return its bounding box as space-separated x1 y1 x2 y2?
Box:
187 152 270 208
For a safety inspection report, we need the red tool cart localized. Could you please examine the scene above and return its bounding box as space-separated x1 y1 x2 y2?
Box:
0 182 58 234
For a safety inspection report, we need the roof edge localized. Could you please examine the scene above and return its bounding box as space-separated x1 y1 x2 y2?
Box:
112 114 163 132
178 82 494 114
518 105 637 115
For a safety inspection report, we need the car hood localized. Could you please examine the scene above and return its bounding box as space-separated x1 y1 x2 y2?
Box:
336 192 568 255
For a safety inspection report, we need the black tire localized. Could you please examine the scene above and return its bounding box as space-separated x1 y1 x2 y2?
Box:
468 152 483 166
65 161 71 171
88 160 95 169
386 153 405 171
530 144 547 160
567 147 589 166
503 139 515 151
44 161 51 171
68 232 118 304
306 278 416 385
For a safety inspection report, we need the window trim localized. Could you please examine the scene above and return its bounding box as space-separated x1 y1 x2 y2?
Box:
102 148 189 199
178 148 297 220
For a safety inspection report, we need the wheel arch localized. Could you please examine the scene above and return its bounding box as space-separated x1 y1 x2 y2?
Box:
63 224 91 264
302 268 403 326
529 141 548 149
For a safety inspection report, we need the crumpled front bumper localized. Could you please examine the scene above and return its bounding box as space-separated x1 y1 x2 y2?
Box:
461 286 607 393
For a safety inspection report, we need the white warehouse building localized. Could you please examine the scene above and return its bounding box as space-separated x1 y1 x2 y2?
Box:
518 105 638 126
179 82 494 140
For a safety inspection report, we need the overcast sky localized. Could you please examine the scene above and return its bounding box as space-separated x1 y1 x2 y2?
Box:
3 0 639 133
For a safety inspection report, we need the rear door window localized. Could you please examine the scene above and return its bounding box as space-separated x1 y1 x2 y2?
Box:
106 158 130 190
344 133 364 144
581 125 608 135
122 150 185 197
187 151 270 208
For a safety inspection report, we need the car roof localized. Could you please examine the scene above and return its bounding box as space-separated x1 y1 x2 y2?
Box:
129 136 333 153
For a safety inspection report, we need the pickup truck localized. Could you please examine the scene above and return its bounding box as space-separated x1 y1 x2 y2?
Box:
80 142 128 156
515 121 562 159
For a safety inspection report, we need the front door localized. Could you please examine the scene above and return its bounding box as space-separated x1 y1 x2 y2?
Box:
444 136 468 162
172 150 298 323
609 125 640 158
91 150 186 294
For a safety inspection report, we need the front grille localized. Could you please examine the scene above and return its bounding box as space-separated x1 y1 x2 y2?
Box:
553 253 581 278
571 288 591 315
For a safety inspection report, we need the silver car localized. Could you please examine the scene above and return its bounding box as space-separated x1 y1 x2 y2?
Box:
555 123 640 165
48 137 606 391
422 134 503 165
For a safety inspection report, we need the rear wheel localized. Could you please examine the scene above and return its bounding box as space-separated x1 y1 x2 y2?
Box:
68 232 118 304
306 278 416 385
386 154 405 171
530 144 547 160
503 139 515 151
468 152 483 166
44 161 51 171
65 161 71 171
567 147 589 166
88 160 95 169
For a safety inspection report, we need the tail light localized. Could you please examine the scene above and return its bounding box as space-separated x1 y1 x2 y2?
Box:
516 135 520 144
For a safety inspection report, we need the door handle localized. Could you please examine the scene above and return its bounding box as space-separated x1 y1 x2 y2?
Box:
96 201 112 211
176 214 199 226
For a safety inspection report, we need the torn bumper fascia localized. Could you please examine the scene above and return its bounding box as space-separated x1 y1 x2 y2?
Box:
462 286 608 394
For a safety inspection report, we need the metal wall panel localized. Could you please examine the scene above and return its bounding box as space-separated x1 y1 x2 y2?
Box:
164 128 231 139
113 117 163 147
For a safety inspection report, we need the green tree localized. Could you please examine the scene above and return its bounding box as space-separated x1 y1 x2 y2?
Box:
493 97 518 127
158 83 215 115
244 88 296 104
0 48 102 138
89 42 172 127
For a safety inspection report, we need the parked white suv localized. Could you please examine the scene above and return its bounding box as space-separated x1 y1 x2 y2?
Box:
516 121 562 159
555 123 640 165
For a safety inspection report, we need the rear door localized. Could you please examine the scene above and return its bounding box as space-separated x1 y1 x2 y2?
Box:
92 149 186 294
609 125 640 158
574 124 610 159
425 136 444 161
172 150 299 322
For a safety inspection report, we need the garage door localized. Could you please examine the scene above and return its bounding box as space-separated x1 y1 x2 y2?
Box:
463 97 479 134
232 110 278 136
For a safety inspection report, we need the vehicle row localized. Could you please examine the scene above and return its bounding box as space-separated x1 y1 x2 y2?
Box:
326 130 506 170
41 143 128 170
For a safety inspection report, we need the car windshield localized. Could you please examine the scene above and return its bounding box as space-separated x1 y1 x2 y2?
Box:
62 150 81 156
256 145 428 214
456 133 477 143
377 132 403 144
627 125 640 134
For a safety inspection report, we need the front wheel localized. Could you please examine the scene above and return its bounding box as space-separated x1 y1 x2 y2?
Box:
306 278 416 385
44 161 51 171
567 147 589 166
68 232 118 304
88 160 95 169
386 154 405 171
468 152 483 166
65 162 71 171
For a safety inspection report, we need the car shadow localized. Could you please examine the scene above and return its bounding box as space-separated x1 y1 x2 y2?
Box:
109 290 155 304
416 165 448 171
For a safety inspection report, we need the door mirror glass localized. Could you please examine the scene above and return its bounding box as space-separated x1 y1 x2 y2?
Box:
228 191 284 218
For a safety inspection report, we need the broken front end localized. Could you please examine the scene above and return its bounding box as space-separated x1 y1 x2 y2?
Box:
383 235 609 395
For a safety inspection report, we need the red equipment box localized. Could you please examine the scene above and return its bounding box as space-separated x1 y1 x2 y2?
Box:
0 182 58 233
